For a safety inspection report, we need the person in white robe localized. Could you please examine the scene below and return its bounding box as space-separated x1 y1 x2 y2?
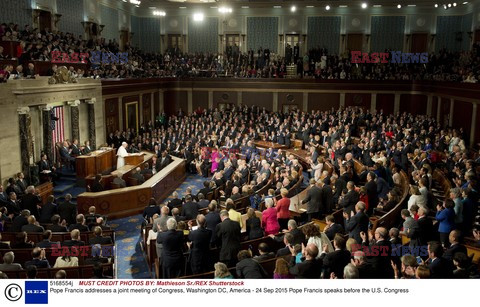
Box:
116 142 129 169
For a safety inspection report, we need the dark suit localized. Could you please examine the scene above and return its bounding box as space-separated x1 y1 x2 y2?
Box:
62 240 86 247
181 201 200 220
188 227 212 274
38 202 57 224
24 258 50 269
215 218 241 265
36 240 60 248
302 185 323 220
289 256 323 279
246 216 264 240
428 257 453 278
366 240 393 278
68 223 89 232
157 155 172 170
321 249 351 278
340 190 359 215
365 180 378 214
11 215 28 232
443 243 467 261
57 201 77 225
205 211 221 243
236 258 267 278
417 216 433 246
22 223 44 233
157 230 185 278
325 223 344 240
21 193 42 218
322 185 334 213
345 211 369 245
167 198 182 212
89 236 113 245
47 224 68 232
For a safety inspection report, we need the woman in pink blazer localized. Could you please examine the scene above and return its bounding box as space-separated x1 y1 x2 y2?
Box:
262 198 280 235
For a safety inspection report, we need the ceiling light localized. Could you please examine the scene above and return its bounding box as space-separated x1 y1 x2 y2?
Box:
463 2 468 4
193 13 204 21
448 3 452 7
179 6 186 9
444 4 448 9
453 2 457 6
219 7 232 13
435 4 438 7
339 5 348 8
148 7 156 9
373 5 382 7
408 4 416 7
153 10 166 16
397 4 402 8
129 0 141 5
306 6 314 8
290 6 296 12
326 5 331 10
241 6 249 9
361 3 368 9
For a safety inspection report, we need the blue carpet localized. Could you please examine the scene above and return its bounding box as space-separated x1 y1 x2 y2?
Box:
112 174 205 279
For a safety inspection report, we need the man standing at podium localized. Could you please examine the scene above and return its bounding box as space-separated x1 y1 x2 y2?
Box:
117 142 129 169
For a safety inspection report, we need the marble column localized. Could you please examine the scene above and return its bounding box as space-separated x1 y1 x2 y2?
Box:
18 107 31 182
68 100 81 141
41 106 54 163
87 98 97 149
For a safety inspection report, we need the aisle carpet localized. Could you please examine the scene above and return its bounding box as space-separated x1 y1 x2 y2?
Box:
111 174 205 279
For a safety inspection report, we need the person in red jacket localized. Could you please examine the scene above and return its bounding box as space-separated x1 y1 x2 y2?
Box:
276 188 291 231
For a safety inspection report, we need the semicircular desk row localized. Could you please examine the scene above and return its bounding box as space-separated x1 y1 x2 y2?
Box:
77 153 186 219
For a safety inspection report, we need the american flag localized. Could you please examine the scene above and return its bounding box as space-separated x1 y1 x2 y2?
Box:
52 106 64 160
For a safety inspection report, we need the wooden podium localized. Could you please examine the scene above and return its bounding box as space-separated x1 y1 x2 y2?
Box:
76 148 115 178
124 153 145 166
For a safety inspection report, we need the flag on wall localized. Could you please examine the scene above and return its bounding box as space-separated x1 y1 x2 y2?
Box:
52 106 65 159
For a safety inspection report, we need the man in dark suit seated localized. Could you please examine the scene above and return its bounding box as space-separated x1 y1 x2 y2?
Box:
47 214 68 232
57 194 77 225
319 234 351 279
143 198 161 222
157 150 172 171
344 201 369 246
236 249 268 279
197 193 209 209
253 243 275 262
62 229 85 247
427 241 453 278
156 218 185 278
89 226 113 245
68 214 89 232
181 195 200 220
323 215 344 240
11 232 35 249
442 230 467 262
230 186 242 201
36 230 60 248
21 215 44 233
171 208 186 223
167 192 182 212
90 174 104 192
131 167 145 185
71 139 81 157
140 163 153 177
0 252 23 271
38 195 57 224
84 206 102 227
288 243 323 279
24 247 50 269
276 232 295 257
351 250 375 279
112 174 126 188
187 214 212 274
21 186 42 218
215 210 241 267
82 140 93 155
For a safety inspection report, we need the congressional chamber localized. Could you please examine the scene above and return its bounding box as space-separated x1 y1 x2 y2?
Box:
0 0 479 281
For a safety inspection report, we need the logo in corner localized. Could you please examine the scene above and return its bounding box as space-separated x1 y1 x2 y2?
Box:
25 281 48 304
5 283 23 302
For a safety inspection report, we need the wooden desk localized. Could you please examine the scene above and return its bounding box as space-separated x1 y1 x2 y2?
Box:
77 156 186 219
253 140 288 150
124 153 145 166
37 182 54 205
76 148 115 178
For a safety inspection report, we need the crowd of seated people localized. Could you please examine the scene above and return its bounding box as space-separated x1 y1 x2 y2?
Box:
132 104 479 279
0 182 114 279
1 21 479 82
